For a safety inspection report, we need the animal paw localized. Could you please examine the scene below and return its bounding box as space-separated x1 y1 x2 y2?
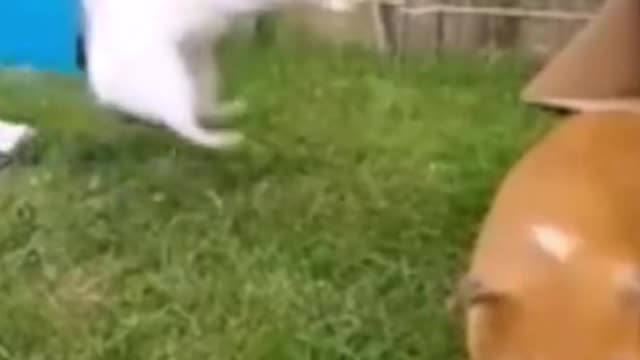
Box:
212 130 245 149
200 99 248 124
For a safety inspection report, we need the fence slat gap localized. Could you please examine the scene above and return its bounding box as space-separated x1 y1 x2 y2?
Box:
400 5 595 22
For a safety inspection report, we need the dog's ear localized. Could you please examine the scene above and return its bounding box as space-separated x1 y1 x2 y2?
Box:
447 275 507 320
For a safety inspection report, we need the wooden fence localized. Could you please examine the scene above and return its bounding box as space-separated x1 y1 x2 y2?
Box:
278 0 604 60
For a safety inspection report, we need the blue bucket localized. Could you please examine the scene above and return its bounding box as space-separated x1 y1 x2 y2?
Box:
0 0 82 74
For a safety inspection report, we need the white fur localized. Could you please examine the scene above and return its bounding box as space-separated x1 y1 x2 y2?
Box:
531 224 577 262
82 0 284 148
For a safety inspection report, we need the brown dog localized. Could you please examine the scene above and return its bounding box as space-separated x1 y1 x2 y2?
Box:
450 111 640 360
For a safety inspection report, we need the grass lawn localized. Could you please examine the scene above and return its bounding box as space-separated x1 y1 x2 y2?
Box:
0 30 553 359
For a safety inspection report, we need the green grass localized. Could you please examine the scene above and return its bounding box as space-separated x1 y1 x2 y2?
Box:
0 32 553 359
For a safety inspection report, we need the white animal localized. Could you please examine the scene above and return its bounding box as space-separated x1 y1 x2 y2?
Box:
82 0 285 148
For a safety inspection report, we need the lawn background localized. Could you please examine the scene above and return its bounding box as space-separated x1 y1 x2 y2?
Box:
0 25 554 359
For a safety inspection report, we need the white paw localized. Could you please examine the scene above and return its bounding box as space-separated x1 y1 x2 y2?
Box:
201 99 248 123
212 130 245 149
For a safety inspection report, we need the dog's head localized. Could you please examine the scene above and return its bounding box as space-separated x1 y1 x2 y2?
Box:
449 264 640 360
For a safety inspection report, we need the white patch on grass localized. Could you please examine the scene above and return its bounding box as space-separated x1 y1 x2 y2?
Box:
0 119 35 154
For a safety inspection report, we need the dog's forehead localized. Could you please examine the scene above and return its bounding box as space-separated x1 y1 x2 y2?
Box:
530 223 578 262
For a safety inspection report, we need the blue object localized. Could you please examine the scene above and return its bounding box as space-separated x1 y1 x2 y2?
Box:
0 0 83 74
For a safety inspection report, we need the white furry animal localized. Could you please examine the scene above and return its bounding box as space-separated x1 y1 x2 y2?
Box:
82 0 284 148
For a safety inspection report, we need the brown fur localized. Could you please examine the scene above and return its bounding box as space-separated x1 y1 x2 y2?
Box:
452 111 640 360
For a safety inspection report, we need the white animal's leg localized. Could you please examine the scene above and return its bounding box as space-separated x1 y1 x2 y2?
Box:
91 44 243 149
186 41 247 123
157 48 244 148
